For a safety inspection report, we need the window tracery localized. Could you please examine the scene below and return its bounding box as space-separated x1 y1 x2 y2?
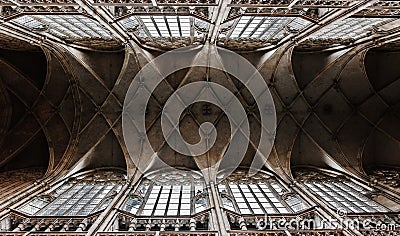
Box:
216 170 319 232
308 17 397 41
0 0 399 50
218 170 309 215
118 14 209 49
17 170 126 217
218 16 311 43
2 170 126 233
217 16 311 50
121 170 208 217
294 169 389 213
370 168 400 189
18 195 52 215
12 15 115 41
116 170 210 232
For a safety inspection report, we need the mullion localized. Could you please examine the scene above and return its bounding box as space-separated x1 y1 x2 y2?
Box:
268 182 293 213
35 183 75 215
49 184 85 215
340 20 366 39
310 182 349 212
63 184 96 215
178 16 190 37
178 184 190 216
224 18 241 41
150 185 163 216
285 196 304 212
247 184 267 214
50 15 91 39
72 16 104 38
20 16 45 31
191 184 196 215
236 184 254 215
90 184 119 213
40 183 83 215
163 186 173 216
342 181 387 212
177 16 183 37
248 18 267 38
268 18 293 40
34 15 80 38
136 183 153 215
223 183 241 212
258 18 279 39
320 19 355 39
256 184 279 214
189 16 194 40
72 184 102 215
175 185 182 216
134 16 154 39
45 16 88 39
238 16 255 38
164 15 172 38
77 184 107 215
337 182 377 212
324 182 364 213
150 16 163 38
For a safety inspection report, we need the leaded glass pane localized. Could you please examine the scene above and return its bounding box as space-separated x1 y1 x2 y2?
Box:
16 171 126 216
218 172 309 215
296 170 389 213
121 171 208 217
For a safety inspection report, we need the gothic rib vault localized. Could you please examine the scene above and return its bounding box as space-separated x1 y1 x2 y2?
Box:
0 0 400 235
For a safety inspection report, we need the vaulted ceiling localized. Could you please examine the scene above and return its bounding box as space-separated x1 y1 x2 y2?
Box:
0 0 399 181
0 35 399 182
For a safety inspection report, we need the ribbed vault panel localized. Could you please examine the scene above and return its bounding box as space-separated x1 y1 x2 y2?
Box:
0 47 78 175
1 42 400 180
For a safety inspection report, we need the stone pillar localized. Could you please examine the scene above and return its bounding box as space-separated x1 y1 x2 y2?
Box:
128 218 136 231
12 223 25 231
145 220 151 231
189 218 196 231
239 217 247 230
159 219 166 231
45 223 54 232
76 219 87 231
60 222 69 232
174 219 180 231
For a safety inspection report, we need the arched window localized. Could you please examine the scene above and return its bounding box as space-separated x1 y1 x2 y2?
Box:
218 170 308 215
118 170 210 231
294 169 389 213
17 170 126 216
121 170 208 217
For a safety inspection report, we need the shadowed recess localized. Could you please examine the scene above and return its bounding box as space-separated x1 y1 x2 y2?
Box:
0 49 47 90
0 130 49 172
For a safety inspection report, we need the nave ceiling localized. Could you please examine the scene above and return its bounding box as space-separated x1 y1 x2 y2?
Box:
0 35 399 182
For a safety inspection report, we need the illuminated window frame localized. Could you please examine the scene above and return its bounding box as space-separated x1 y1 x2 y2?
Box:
17 170 126 216
218 170 309 215
295 169 389 214
121 170 209 217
